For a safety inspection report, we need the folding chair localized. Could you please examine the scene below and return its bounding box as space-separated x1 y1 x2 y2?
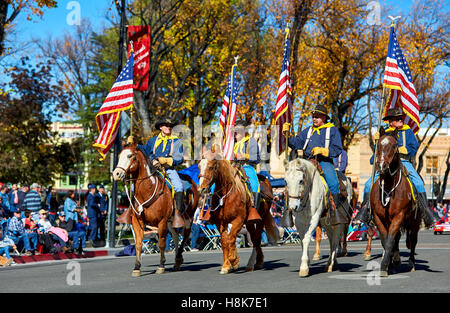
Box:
283 226 301 244
200 224 221 250
116 223 132 247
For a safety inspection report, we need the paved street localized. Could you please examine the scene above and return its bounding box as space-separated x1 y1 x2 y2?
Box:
1 229 449 295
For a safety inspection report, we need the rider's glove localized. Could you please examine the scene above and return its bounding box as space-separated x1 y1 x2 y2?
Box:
158 157 174 166
312 147 329 157
398 146 408 155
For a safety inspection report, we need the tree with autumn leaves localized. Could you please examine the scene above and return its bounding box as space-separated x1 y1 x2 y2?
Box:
2 0 447 187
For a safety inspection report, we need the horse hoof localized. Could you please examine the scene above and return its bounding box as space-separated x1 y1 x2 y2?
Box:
363 254 371 261
312 254 320 261
379 270 388 277
132 270 141 277
231 262 240 271
220 268 230 275
299 269 309 277
254 263 264 270
156 267 165 274
245 266 254 272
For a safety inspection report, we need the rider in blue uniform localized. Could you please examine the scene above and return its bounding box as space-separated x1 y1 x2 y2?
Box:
358 107 439 227
233 120 261 216
283 105 349 224
137 117 186 216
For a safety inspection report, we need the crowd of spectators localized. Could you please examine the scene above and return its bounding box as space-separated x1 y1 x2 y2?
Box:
0 182 108 267
430 202 450 222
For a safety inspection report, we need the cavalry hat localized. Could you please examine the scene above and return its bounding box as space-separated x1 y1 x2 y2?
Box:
235 120 250 127
382 107 404 121
311 105 330 119
155 117 176 129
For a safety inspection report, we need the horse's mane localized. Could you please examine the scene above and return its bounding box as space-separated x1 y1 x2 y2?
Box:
216 160 247 197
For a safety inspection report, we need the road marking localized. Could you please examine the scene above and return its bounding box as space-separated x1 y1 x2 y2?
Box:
329 273 409 280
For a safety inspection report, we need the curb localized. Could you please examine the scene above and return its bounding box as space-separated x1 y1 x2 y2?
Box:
12 249 112 264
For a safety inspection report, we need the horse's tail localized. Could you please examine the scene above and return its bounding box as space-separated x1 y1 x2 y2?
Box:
259 177 280 244
263 212 280 244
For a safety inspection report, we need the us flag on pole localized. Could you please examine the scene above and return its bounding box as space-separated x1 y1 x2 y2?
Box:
220 64 238 161
93 51 134 160
382 26 420 134
273 31 293 155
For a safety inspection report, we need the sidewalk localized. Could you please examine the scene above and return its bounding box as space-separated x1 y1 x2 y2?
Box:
11 240 133 265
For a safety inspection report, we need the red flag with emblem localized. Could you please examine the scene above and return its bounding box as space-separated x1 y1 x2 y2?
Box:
128 25 150 91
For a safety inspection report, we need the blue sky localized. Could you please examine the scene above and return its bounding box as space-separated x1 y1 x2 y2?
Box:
16 0 114 41
16 0 417 42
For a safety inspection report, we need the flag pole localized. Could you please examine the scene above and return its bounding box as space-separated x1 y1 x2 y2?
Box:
283 24 290 161
369 18 398 205
107 0 127 249
129 40 134 138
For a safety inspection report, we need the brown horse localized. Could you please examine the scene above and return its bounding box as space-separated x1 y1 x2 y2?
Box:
370 128 420 277
112 144 199 277
198 153 279 274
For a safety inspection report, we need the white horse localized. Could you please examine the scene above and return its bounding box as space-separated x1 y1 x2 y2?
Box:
284 158 346 277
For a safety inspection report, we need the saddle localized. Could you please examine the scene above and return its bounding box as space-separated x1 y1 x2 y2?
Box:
309 158 351 225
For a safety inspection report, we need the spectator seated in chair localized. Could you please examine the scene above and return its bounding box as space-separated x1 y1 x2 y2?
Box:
7 208 38 256
57 211 86 254
0 226 16 266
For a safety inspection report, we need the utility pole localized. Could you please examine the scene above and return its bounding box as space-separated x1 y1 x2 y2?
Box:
107 0 127 248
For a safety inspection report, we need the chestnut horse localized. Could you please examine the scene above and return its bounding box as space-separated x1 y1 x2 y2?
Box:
370 128 420 277
198 154 279 274
112 144 199 277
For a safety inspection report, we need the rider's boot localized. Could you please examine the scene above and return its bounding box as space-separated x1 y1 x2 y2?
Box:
172 192 186 228
248 192 262 222
330 194 350 225
417 192 440 228
356 192 372 225
279 207 294 228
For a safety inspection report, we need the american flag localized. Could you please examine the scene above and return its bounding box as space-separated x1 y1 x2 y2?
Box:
382 26 420 133
220 64 238 161
93 51 134 160
273 31 293 155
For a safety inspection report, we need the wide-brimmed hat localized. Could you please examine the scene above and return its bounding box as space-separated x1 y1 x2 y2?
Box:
311 105 330 119
235 119 250 127
383 107 404 121
155 117 176 129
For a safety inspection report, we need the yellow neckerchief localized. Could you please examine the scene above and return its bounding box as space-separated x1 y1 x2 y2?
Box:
311 122 334 136
385 124 410 135
234 135 250 155
154 133 178 152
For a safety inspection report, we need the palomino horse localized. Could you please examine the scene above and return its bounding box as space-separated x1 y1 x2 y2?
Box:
112 144 199 277
284 158 346 277
370 127 420 277
198 153 279 274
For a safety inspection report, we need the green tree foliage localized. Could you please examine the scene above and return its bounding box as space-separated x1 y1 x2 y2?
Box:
0 58 77 184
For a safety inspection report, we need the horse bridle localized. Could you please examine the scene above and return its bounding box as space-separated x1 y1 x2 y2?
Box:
286 166 316 211
376 137 402 206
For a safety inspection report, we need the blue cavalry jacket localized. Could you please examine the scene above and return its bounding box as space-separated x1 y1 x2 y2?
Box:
288 122 343 162
370 124 418 164
138 133 184 168
233 136 260 167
